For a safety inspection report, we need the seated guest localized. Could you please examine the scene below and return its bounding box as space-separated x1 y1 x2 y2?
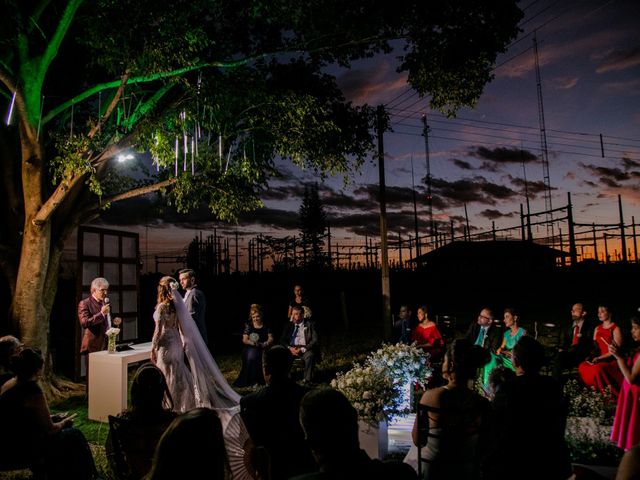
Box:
0 347 96 479
411 305 444 362
293 388 417 479
240 345 315 479
495 308 526 369
288 284 310 319
234 304 274 388
486 336 572 480
144 408 230 480
393 305 414 344
404 339 491 479
610 317 640 451
106 363 177 479
280 305 319 384
578 304 624 398
0 335 22 388
553 303 596 380
465 308 502 389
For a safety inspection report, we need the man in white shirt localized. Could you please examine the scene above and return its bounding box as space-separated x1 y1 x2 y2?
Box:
280 305 319 384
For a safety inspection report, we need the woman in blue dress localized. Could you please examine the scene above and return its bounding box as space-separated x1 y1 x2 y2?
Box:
234 304 274 388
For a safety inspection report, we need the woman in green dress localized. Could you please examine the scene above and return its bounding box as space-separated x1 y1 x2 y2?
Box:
482 308 526 389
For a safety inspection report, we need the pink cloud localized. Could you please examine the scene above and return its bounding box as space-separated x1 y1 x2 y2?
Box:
594 47 640 73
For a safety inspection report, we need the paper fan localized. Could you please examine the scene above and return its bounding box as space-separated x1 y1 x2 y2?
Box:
224 411 255 480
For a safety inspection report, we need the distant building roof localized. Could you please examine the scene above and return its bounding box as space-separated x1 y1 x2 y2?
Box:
411 240 568 272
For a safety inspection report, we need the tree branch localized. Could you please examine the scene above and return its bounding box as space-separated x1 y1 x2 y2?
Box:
39 0 83 80
87 72 129 139
32 173 86 227
102 178 177 205
121 82 174 131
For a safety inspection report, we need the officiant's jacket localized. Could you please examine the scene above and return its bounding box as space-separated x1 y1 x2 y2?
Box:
78 296 108 354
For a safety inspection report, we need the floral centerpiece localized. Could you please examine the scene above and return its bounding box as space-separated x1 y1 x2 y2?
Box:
106 327 120 353
366 342 433 390
331 343 432 425
331 364 401 426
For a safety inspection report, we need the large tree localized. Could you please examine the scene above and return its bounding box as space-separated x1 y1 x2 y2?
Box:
0 0 522 392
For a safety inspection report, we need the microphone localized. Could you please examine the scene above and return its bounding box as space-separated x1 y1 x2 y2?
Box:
104 297 112 328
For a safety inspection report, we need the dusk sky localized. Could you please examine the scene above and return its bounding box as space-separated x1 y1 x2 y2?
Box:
87 0 640 273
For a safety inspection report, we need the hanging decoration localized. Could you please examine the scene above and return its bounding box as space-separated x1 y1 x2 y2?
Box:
5 91 16 126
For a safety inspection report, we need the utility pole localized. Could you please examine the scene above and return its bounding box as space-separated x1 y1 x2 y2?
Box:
410 156 421 259
567 192 577 265
422 114 434 240
618 194 627 263
377 105 392 340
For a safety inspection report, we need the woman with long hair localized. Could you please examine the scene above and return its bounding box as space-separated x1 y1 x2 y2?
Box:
404 339 491 478
145 408 231 480
151 276 240 419
151 276 196 412
610 316 640 450
578 304 624 398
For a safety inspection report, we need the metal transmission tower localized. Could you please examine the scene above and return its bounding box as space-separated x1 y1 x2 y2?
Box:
422 114 434 242
533 32 554 243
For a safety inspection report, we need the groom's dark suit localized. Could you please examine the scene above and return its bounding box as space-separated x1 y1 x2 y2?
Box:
184 286 207 344
280 320 319 382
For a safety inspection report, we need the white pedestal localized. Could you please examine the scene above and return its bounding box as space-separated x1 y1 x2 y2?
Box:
358 419 388 460
88 342 152 422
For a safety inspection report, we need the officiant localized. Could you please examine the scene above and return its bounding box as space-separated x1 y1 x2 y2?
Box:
77 277 121 386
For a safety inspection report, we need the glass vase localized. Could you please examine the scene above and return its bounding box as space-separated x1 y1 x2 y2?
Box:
107 334 117 353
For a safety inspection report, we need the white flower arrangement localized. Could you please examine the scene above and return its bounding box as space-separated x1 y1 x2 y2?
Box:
331 342 432 425
106 327 120 353
331 364 400 425
106 327 121 337
366 342 433 389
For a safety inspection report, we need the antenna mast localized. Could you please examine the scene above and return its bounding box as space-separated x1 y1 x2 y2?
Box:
534 32 554 244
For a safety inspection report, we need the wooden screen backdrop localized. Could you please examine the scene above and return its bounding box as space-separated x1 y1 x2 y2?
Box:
76 226 140 377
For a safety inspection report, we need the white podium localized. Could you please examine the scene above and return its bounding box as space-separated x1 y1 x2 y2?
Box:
88 342 152 422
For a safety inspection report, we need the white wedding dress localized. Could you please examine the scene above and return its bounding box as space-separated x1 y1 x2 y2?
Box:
152 302 196 412
152 290 241 422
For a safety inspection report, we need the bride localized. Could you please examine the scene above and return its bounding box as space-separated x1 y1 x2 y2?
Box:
151 276 240 418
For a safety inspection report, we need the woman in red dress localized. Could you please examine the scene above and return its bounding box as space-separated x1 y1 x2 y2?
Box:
412 305 444 362
610 316 640 451
578 305 623 398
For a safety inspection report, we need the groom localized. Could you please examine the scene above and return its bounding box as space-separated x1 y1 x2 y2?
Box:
179 269 208 345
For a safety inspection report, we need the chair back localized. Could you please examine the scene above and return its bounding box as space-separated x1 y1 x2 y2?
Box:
108 415 133 480
108 413 175 480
